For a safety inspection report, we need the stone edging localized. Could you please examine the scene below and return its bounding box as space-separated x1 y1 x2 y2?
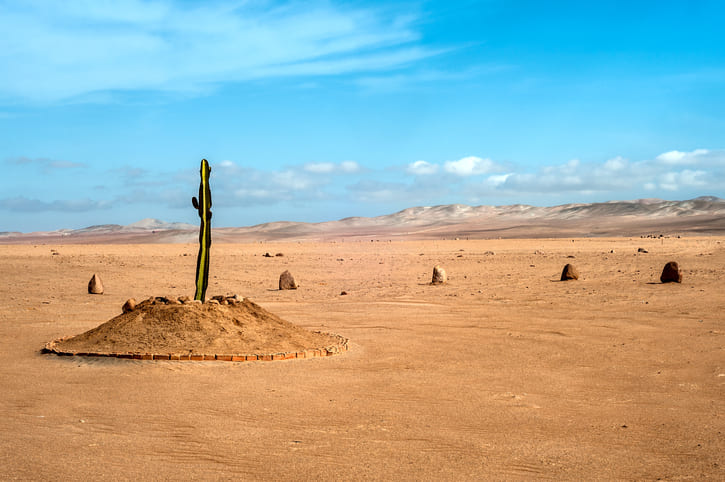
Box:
42 333 349 362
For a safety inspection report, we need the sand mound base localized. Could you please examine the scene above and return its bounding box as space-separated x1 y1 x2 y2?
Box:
44 297 348 361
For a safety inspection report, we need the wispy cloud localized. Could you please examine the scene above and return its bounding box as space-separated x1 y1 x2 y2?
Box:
0 196 110 212
6 156 87 171
0 1 439 103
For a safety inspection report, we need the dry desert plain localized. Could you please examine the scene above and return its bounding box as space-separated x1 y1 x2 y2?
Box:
1 236 723 479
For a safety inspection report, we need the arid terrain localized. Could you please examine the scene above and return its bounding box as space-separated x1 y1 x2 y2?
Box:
1 233 723 479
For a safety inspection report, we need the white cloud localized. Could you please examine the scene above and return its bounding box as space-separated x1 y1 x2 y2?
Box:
486 173 512 186
444 156 500 176
656 149 710 165
304 160 360 174
0 1 439 103
406 160 438 175
340 160 360 173
304 162 336 174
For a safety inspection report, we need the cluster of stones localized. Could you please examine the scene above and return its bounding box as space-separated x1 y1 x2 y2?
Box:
43 334 349 362
121 294 243 313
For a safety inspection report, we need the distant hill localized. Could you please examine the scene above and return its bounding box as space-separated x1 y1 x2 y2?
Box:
1 197 723 244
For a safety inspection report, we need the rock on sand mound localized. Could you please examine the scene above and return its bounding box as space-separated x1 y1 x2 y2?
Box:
46 298 346 358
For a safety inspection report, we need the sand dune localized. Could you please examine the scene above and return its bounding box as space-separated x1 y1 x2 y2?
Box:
2 197 724 244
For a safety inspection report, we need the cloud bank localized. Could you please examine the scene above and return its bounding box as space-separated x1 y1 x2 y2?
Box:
2 150 723 229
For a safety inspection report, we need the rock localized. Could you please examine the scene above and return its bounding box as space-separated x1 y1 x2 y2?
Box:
279 270 298 290
122 298 136 313
88 274 104 294
431 265 447 284
638 247 648 253
340 291 348 296
263 252 272 257
275 253 284 257
178 295 191 303
660 261 682 283
560 263 579 281
483 251 495 256
207 299 220 305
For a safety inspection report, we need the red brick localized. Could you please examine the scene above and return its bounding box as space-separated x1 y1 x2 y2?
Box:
217 355 232 361
260 354 272 361
177 354 190 361
245 355 258 361
284 352 297 360
141 354 153 360
203 354 216 361
272 353 285 361
295 351 306 359
118 354 133 359
190 354 203 361
153 354 170 360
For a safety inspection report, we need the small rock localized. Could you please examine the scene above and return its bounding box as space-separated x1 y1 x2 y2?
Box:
483 251 495 255
186 299 202 305
275 253 284 257
207 299 220 305
637 247 648 253
263 252 272 257
340 291 348 296
431 265 447 284
122 298 136 313
88 274 104 294
178 295 191 303
660 261 682 283
560 263 579 281
279 270 298 290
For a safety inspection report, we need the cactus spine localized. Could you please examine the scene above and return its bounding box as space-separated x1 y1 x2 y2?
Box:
192 159 212 301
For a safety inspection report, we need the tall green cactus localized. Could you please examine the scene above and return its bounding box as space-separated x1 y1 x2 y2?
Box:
192 159 212 301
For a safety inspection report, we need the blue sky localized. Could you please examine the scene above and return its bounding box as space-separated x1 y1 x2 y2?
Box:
1 0 724 232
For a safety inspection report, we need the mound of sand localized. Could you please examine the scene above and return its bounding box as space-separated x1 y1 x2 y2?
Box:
45 297 347 359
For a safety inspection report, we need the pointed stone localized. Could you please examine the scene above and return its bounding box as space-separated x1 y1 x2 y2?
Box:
560 263 579 281
122 298 136 313
431 265 447 284
660 261 682 283
88 274 104 294
279 270 298 290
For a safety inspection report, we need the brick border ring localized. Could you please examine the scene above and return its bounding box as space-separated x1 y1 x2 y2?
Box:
42 333 349 362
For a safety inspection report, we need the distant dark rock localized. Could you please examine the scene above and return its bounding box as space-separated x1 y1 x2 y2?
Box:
432 265 447 284
560 264 579 281
660 261 682 283
279 270 298 290
263 252 272 257
275 253 284 257
638 248 648 253
88 274 104 294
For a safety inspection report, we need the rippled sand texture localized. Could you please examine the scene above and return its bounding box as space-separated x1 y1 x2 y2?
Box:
0 237 723 479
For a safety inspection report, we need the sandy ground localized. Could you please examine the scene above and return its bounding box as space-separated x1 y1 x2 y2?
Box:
1 237 723 480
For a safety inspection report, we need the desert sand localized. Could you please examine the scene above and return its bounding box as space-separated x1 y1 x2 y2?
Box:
1 237 723 479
